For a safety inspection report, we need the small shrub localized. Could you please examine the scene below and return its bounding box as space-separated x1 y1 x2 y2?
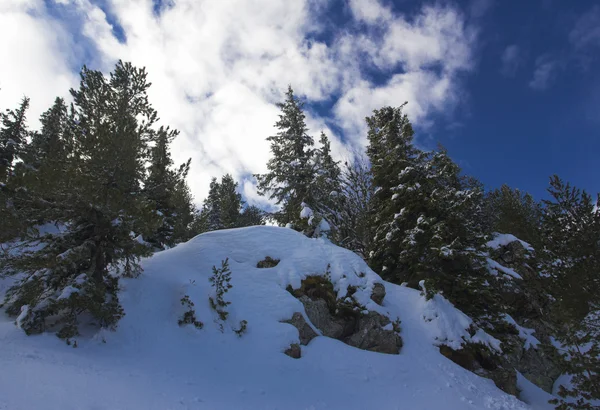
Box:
257 256 280 268
209 259 232 326
178 295 203 329
234 320 248 337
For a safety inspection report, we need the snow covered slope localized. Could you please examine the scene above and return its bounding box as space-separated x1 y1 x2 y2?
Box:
0 226 552 409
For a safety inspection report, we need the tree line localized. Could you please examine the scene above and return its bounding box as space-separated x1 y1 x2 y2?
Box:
1 62 598 408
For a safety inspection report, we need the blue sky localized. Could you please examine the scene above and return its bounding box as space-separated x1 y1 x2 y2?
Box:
1 0 598 204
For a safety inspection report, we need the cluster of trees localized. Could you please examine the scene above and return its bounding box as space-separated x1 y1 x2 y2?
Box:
255 92 599 409
0 63 597 408
0 62 262 340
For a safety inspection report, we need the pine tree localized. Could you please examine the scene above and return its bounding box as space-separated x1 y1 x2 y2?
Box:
0 97 30 182
484 184 542 247
366 105 499 325
309 131 341 237
238 205 265 227
144 126 194 248
365 104 418 277
1 61 162 339
218 174 243 229
255 86 315 227
541 176 600 409
198 174 242 232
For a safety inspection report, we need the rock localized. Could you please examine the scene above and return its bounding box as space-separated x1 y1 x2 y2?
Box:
478 367 518 397
370 283 386 306
346 311 402 354
284 343 301 359
300 296 344 339
285 275 402 356
257 256 280 268
440 343 519 397
503 329 561 393
282 312 318 345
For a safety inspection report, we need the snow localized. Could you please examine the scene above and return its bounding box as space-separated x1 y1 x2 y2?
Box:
15 305 29 330
487 258 524 280
420 283 502 353
300 202 313 219
503 315 540 350
57 286 79 301
487 233 534 252
0 226 542 409
516 372 555 410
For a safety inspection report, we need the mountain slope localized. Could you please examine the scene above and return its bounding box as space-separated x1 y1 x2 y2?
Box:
0 226 550 409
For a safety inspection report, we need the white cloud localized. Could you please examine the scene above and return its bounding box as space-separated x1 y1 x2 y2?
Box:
529 55 561 90
569 5 600 50
0 0 478 206
500 44 521 77
0 1 78 129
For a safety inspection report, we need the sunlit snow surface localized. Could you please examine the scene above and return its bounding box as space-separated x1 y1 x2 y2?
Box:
0 226 552 409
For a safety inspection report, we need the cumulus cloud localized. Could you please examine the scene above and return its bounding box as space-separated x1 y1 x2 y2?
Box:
0 0 478 205
500 45 521 77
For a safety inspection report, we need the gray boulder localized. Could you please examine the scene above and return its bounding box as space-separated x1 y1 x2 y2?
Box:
346 311 402 354
370 283 386 306
282 312 318 345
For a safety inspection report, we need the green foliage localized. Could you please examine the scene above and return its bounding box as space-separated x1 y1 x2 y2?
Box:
209 258 233 327
366 105 499 327
178 295 204 329
484 184 542 247
144 126 195 248
254 86 316 227
539 176 600 409
0 61 175 339
233 320 248 337
194 174 264 235
0 97 30 182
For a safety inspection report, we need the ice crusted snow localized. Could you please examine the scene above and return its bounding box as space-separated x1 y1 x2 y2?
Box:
0 226 551 409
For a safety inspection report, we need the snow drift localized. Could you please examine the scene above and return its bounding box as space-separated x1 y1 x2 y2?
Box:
0 226 552 409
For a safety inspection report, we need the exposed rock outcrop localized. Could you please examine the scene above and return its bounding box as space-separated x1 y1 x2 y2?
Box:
284 276 402 355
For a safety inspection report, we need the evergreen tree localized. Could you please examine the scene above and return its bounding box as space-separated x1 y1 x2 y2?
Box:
366 105 499 324
485 184 542 247
198 174 243 232
366 104 418 277
238 205 265 227
309 131 341 237
1 61 161 339
218 174 243 229
0 97 30 182
255 86 315 227
541 176 600 409
144 126 194 248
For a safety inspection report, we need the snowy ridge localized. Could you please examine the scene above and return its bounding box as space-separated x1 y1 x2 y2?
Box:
0 226 552 409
